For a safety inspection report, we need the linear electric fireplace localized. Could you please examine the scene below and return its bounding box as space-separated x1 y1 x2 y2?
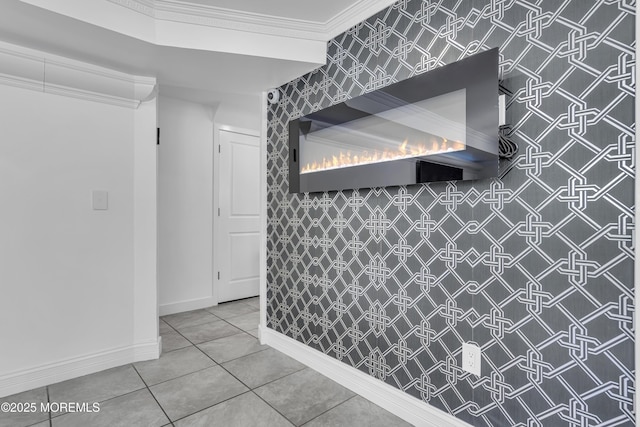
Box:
288 48 499 193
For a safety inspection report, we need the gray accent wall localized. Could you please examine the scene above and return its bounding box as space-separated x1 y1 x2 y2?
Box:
266 1 635 425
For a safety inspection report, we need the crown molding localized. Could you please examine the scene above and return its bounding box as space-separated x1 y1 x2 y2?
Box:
106 0 156 17
104 0 397 42
0 73 44 93
0 42 156 108
154 0 326 40
44 83 144 109
325 0 398 39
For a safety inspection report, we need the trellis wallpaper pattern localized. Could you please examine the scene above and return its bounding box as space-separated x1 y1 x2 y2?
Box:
266 1 635 425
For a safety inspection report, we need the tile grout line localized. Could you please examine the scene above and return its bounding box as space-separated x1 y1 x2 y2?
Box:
162 319 224 335
137 336 267 422
161 299 257 329
199 342 271 364
165 307 304 388
248 389 298 426
130 363 173 425
161 308 224 329
210 309 259 329
297 394 359 426
168 390 256 425
188 334 311 425
157 319 267 382
154 303 268 423
46 385 52 427
214 357 307 426
46 381 149 422
205 306 258 318
161 313 225 347
248 367 358 427
163 315 245 351
224 363 310 425
163 308 259 346
154 300 266 424
137 358 219 388
213 347 308 392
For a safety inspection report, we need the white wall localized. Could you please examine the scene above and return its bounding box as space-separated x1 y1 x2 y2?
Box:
158 93 260 315
158 96 216 314
0 81 158 396
133 96 160 348
214 93 261 130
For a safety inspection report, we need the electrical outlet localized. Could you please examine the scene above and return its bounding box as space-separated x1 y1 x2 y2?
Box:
462 343 481 376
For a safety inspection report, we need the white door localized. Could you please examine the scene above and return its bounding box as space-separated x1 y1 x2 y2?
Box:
216 130 261 303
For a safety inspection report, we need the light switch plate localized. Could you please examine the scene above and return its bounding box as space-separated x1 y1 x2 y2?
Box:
462 342 481 376
92 190 108 210
499 94 506 126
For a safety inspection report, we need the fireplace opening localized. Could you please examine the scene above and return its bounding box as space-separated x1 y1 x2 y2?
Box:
288 48 499 193
300 89 467 175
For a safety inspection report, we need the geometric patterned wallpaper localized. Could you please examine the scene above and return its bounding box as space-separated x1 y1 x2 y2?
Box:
266 1 636 425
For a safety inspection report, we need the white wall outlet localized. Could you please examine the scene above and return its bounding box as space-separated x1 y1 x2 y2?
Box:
92 190 108 210
462 342 481 376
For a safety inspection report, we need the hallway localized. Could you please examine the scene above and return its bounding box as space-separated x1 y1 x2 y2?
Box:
1 298 412 427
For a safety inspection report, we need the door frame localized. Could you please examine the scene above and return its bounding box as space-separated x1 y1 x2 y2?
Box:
212 124 262 307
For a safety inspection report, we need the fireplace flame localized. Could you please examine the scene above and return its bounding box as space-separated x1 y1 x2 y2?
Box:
300 138 465 174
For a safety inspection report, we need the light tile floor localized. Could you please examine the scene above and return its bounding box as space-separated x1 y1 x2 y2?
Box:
1 297 413 427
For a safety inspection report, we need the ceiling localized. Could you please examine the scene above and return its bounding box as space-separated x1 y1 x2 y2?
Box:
0 2 316 90
0 0 393 105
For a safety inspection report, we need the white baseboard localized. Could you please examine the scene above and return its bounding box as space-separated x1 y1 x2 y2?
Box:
261 328 471 427
132 339 162 362
0 339 160 398
159 296 216 316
